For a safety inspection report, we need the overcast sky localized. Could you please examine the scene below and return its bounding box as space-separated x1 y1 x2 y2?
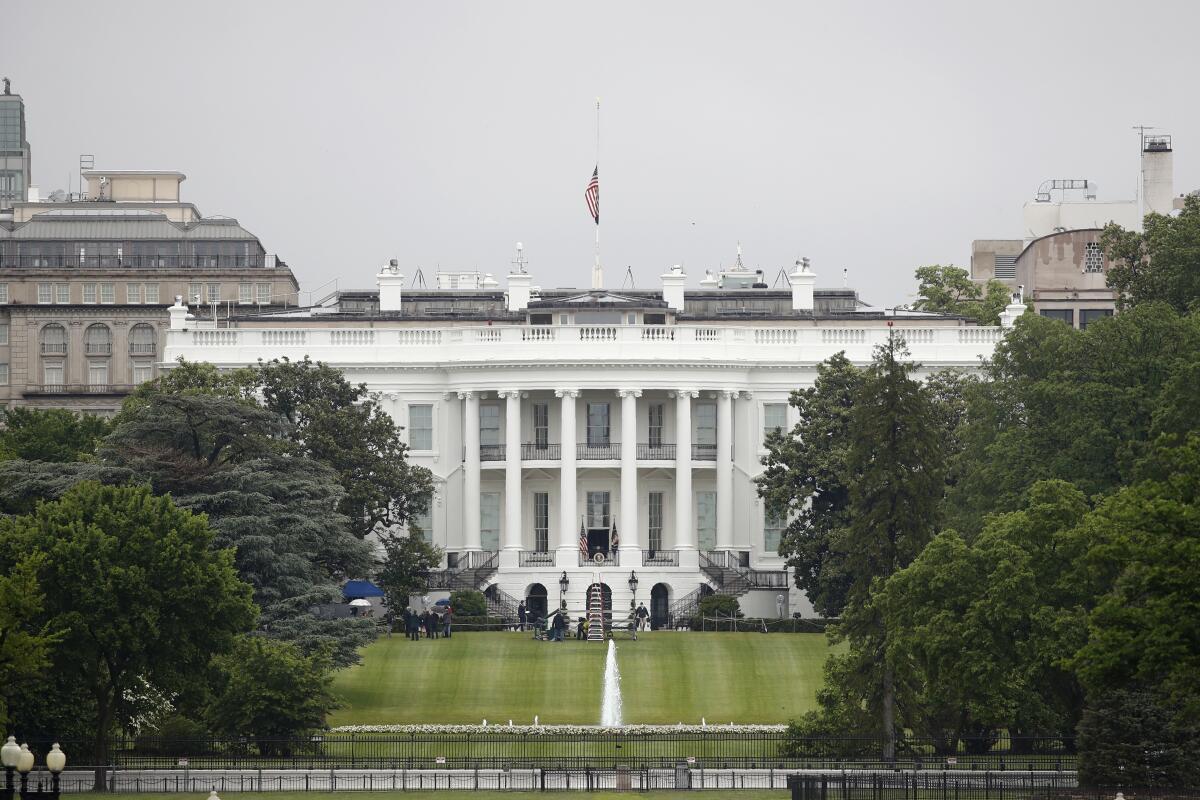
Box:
6 1 1199 306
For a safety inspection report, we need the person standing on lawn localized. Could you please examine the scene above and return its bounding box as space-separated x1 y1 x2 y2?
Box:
636 602 649 631
517 600 527 631
442 604 453 638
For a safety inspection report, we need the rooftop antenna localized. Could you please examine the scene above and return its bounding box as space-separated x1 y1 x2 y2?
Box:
734 241 745 271
620 265 636 290
1132 124 1157 213
411 266 428 289
843 268 848 288
772 266 790 288
511 242 528 274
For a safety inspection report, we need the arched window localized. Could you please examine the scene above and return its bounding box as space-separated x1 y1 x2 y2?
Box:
39 323 67 355
84 324 112 356
129 323 156 355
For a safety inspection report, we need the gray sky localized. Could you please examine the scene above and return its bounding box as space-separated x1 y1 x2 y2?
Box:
6 1 1199 306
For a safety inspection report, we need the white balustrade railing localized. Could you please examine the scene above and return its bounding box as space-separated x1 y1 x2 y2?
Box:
168 323 1008 365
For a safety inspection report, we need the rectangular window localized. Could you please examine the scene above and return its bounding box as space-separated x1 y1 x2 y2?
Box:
238 283 253 304
1079 308 1114 330
43 362 63 387
0 284 8 304
188 283 203 304
37 283 51 304
207 283 220 303
257 283 272 304
410 508 433 545
99 283 114 304
132 361 154 385
1039 308 1074 326
696 491 717 551
479 404 501 446
533 402 549 448
586 491 611 529
648 403 665 447
55 283 70 304
694 403 716 445
409 404 433 450
648 492 664 552
763 403 787 443
144 283 160 304
534 492 550 552
0 363 7 386
1083 242 1104 273
764 510 786 554
0 324 7 346
126 283 141 304
83 283 97 304
480 492 501 550
587 402 610 446
88 361 109 387
993 254 1017 280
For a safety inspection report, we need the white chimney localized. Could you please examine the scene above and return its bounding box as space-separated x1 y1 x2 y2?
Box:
1000 285 1028 328
699 270 719 288
789 258 815 312
169 296 194 330
661 265 686 310
507 272 532 311
377 259 405 312
1142 135 1175 216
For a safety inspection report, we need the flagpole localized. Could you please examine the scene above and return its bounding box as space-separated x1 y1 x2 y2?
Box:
593 97 602 289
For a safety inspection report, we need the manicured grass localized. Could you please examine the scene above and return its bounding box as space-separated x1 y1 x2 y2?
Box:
330 632 832 726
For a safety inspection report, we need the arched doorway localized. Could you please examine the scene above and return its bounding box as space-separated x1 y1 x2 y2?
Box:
525 583 548 622
585 582 613 627
650 583 671 630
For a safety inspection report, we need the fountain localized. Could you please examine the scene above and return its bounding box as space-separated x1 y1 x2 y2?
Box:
599 639 624 727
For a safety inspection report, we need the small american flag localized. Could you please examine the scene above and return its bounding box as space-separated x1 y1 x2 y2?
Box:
584 166 599 224
609 523 619 551
579 520 588 556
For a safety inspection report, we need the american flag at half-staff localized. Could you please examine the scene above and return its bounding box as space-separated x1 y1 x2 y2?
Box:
579 520 589 556
584 166 599 224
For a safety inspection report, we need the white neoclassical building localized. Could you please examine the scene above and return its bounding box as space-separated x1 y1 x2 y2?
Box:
164 257 1021 627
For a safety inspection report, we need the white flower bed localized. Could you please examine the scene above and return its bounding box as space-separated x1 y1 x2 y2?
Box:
330 723 787 735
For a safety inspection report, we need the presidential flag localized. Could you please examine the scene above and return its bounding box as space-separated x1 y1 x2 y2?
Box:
584 166 599 224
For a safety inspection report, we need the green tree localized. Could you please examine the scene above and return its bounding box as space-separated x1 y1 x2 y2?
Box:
0 553 60 728
449 590 486 617
102 393 376 665
207 636 339 753
0 461 132 516
1103 194 1200 312
757 353 864 617
253 358 434 539
0 407 112 462
835 334 947 760
0 482 256 786
908 265 1012 326
376 533 442 612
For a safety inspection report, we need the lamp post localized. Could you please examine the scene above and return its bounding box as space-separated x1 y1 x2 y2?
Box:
14 745 32 797
2 736 20 800
45 744 65 798
558 571 569 611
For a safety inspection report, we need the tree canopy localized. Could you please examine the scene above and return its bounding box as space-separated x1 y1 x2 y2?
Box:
1103 194 1200 312
908 265 1012 326
0 407 112 462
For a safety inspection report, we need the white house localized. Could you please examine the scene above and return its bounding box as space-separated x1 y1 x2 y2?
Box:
164 256 1021 628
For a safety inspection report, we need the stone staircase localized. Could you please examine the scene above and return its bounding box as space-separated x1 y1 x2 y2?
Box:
483 583 522 622
426 550 499 592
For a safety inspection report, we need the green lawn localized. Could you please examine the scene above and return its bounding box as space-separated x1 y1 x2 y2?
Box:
84 794 785 800
330 632 832 726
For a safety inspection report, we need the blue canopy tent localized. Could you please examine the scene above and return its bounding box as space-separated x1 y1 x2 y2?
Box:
342 580 385 600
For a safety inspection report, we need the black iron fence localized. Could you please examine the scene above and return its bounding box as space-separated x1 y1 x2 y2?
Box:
42 732 1081 773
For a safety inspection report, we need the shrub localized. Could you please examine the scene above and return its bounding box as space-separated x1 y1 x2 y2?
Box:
449 590 486 617
135 715 210 756
698 594 742 618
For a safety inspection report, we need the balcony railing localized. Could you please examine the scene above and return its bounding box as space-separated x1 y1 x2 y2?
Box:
129 343 157 355
40 343 67 355
521 443 561 460
642 549 680 567
518 551 556 567
479 444 505 461
637 443 676 460
579 550 620 567
692 443 718 461
0 254 278 270
578 443 620 460
85 343 112 355
24 383 134 396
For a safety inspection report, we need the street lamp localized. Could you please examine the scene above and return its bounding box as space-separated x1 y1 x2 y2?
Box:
2 736 20 800
45 744 65 796
15 745 32 796
558 571 569 610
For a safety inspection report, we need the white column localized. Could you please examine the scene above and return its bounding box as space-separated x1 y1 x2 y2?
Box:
459 391 481 551
619 389 641 553
717 389 735 551
556 389 579 559
502 390 523 552
673 389 698 550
